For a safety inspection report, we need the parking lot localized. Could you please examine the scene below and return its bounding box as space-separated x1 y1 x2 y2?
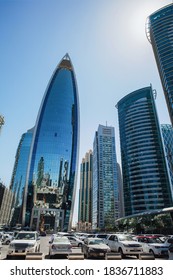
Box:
0 235 169 260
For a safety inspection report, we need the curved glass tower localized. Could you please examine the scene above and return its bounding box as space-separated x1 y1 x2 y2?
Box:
161 124 173 199
10 128 34 226
117 86 172 216
23 54 80 232
147 4 173 124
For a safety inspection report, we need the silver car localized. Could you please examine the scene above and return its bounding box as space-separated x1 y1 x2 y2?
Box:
82 238 111 259
49 236 72 258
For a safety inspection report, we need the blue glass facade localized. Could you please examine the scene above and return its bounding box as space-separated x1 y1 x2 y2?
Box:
161 124 173 200
147 4 173 124
117 87 172 216
10 128 34 226
92 125 119 230
23 54 80 232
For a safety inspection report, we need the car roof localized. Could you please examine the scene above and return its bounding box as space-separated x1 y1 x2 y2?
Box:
86 237 104 241
136 235 158 238
17 231 37 234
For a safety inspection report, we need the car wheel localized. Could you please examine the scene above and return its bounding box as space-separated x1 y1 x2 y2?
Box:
118 248 125 258
149 249 155 256
78 243 82 247
84 250 89 259
6 240 10 245
6 255 11 259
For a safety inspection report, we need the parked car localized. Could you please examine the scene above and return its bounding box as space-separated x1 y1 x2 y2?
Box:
105 234 143 258
49 236 72 258
82 237 111 259
93 233 110 241
1 233 14 245
135 235 169 257
7 231 40 258
67 236 84 247
75 233 95 241
168 240 173 260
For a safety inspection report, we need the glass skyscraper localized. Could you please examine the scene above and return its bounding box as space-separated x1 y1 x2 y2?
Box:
78 150 93 232
23 54 80 232
117 86 172 216
10 128 34 226
92 125 119 230
161 124 173 199
147 4 173 124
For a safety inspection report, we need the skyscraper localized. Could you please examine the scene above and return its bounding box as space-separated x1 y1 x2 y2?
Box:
23 54 80 232
147 4 173 124
116 86 172 216
10 128 34 226
78 150 93 232
92 125 119 230
0 115 5 132
161 124 173 199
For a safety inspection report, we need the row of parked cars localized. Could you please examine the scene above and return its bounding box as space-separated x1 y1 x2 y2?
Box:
49 232 173 259
1 230 173 259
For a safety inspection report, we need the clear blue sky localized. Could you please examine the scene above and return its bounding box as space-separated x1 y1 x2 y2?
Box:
0 0 171 224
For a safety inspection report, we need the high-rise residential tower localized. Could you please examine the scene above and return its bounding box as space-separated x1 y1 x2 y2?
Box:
161 124 173 199
147 4 173 124
92 125 119 230
23 54 80 232
116 86 172 216
78 150 93 232
9 128 34 226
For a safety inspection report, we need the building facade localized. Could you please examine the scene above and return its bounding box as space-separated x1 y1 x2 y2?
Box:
0 115 5 132
117 163 124 218
117 86 172 216
147 4 173 124
23 54 80 232
0 183 13 226
78 150 93 232
161 124 173 199
92 125 119 230
10 128 34 226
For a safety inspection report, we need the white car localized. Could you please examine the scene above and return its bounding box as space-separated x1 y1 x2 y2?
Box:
49 236 72 258
7 231 40 258
1 233 14 245
135 235 169 257
105 234 143 258
67 236 84 247
82 238 111 259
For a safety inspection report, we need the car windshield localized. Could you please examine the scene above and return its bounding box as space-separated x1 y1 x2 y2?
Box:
16 233 36 240
118 235 133 241
147 238 163 243
53 237 68 243
88 239 104 245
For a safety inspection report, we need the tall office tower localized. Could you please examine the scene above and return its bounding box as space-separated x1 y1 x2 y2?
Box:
0 185 13 225
117 163 124 218
161 124 173 199
92 125 119 230
9 128 34 226
0 115 5 132
78 150 93 232
23 54 80 232
147 4 173 124
116 86 172 216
